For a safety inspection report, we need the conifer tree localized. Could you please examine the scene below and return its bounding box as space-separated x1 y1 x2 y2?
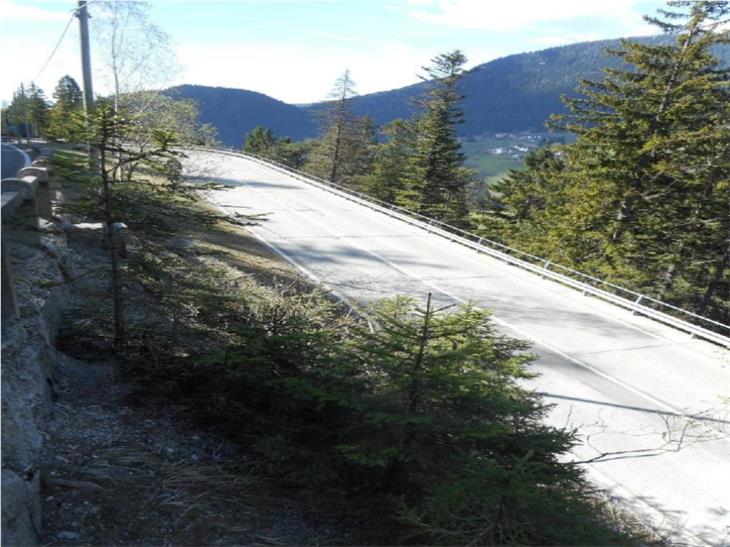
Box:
243 125 277 155
4 89 29 137
65 100 186 347
6 83 50 138
362 119 416 202
329 295 609 544
305 71 375 187
48 75 83 141
26 83 50 138
398 51 472 226
325 69 357 183
496 1 729 323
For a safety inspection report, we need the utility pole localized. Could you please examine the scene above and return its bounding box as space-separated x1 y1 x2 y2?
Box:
77 0 96 164
20 83 30 145
77 1 94 113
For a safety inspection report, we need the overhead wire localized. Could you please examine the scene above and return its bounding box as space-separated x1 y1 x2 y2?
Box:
31 6 80 83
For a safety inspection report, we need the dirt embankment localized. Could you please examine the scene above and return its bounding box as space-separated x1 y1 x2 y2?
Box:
2 146 356 546
41 223 355 546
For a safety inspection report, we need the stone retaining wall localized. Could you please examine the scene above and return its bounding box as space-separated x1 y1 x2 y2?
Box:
2 149 68 546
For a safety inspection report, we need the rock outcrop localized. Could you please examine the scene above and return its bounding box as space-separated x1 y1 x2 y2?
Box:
2 233 69 546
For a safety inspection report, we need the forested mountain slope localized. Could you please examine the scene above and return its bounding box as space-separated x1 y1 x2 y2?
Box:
305 36 730 136
163 84 316 147
168 37 729 146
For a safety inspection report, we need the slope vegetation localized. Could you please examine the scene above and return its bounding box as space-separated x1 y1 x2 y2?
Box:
167 37 729 146
164 84 316 147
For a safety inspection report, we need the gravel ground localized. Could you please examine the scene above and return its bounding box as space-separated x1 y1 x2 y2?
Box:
40 351 349 547
39 209 360 546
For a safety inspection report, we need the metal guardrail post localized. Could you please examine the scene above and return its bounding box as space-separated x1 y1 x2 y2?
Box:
632 295 644 315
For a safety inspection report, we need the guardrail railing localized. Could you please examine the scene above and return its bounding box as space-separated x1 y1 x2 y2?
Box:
2 147 54 321
192 146 730 349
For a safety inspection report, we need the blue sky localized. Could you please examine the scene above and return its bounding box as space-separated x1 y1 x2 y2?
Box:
0 0 666 105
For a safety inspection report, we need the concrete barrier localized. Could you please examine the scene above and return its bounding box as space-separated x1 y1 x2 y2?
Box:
2 147 67 547
2 151 56 322
18 166 49 183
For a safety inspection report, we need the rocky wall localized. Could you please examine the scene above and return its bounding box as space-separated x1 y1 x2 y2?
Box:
2 231 69 546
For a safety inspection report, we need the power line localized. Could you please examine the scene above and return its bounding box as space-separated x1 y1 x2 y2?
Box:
31 8 78 82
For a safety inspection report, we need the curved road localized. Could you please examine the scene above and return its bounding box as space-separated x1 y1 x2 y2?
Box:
185 150 730 546
1 142 31 179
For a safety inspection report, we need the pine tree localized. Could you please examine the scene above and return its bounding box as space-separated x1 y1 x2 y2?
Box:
48 75 83 141
362 119 416 202
477 146 566 248
497 1 730 323
330 295 611 544
326 69 357 183
4 90 29 137
243 125 277 155
64 99 187 347
5 83 50 138
398 51 472 226
305 71 375 187
26 83 50 138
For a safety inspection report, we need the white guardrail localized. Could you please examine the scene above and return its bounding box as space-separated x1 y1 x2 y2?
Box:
195 146 730 349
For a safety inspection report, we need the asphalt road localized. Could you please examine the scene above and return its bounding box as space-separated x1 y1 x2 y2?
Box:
185 150 730 546
1 142 30 179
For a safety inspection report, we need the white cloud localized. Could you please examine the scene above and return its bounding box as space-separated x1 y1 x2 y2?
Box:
407 0 653 33
0 0 70 22
0 26 81 102
174 41 453 104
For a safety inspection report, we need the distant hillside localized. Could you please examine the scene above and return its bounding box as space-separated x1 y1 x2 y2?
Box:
170 38 729 145
164 85 317 147
303 36 730 137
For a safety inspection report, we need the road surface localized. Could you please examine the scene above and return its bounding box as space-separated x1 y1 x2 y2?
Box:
185 150 730 546
1 142 31 179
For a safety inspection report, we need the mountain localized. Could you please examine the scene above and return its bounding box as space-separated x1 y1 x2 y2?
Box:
163 84 317 147
303 36 729 137
170 38 729 146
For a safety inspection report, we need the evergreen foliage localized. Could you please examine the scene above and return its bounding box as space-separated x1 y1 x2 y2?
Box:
242 125 314 169
490 1 730 325
302 35 730 138
57 128 640 545
3 83 51 138
304 71 376 187
400 52 472 224
47 75 83 141
243 125 277 155
26 83 50 138
164 84 317 146
362 119 416 202
61 95 226 346
117 270 631 544
156 39 729 148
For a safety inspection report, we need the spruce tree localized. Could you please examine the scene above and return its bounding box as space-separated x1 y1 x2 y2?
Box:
6 83 50 138
4 89 29 137
305 70 375 187
497 1 729 323
48 75 83 141
243 125 277 155
398 51 472 226
362 119 416 202
473 147 565 247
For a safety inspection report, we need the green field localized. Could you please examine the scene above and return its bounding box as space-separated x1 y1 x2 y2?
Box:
462 137 531 183
461 133 571 186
